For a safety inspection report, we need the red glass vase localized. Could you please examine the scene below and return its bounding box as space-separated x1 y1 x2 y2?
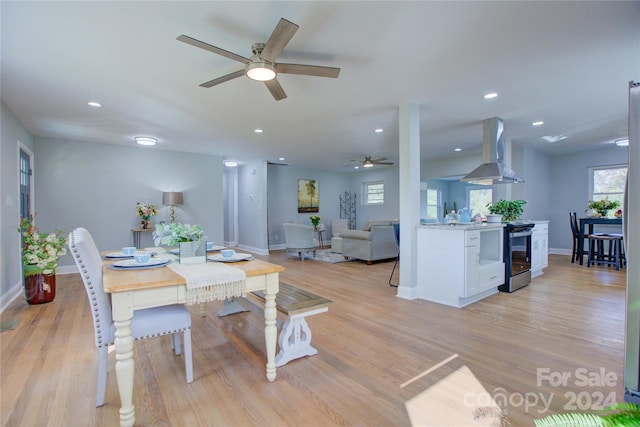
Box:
23 265 56 304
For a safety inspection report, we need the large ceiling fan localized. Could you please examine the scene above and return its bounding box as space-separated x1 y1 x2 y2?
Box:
177 18 340 101
344 156 395 168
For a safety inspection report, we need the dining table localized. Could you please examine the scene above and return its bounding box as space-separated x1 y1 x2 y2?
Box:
578 216 623 265
103 254 284 427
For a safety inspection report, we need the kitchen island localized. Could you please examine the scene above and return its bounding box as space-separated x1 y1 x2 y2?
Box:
416 223 505 308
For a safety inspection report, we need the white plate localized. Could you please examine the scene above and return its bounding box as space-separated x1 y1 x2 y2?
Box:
105 250 151 259
206 245 225 252
112 257 170 268
207 253 254 262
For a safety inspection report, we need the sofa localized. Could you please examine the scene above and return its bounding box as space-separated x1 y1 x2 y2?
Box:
340 220 399 264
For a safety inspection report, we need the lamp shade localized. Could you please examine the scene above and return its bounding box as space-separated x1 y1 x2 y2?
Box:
162 191 183 206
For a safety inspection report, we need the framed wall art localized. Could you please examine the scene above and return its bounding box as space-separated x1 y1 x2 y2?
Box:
297 179 319 213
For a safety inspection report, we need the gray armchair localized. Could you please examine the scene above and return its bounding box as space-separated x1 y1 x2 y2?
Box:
341 220 399 264
283 223 318 261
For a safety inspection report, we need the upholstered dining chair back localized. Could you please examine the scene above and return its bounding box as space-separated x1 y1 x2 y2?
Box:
283 223 318 260
68 227 193 407
69 227 113 349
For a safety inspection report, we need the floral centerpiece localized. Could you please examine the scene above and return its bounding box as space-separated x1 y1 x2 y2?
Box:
136 202 158 229
587 199 620 217
310 215 321 228
18 215 67 304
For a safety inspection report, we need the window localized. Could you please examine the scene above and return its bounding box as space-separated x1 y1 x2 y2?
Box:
589 165 628 210
426 188 439 218
363 181 384 205
467 186 492 216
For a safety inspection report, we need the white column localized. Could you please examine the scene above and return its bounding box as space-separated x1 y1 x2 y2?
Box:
397 103 421 299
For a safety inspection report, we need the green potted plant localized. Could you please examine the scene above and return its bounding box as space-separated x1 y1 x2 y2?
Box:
534 402 640 426
586 199 620 218
486 199 527 223
18 215 67 304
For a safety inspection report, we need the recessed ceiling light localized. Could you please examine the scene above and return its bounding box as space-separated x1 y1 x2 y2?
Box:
254 129 263 133
374 128 384 133
454 147 462 152
88 101 102 107
615 138 629 146
484 92 498 99
532 121 544 126
134 136 157 146
354 166 360 169
224 160 238 167
541 135 567 143
279 157 285 161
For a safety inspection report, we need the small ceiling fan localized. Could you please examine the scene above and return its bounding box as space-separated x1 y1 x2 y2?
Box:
177 18 340 101
344 156 395 168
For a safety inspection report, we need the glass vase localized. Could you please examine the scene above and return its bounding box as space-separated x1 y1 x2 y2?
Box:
179 238 206 264
23 265 56 304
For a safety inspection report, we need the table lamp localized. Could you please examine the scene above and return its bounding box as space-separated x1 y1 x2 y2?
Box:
162 191 183 223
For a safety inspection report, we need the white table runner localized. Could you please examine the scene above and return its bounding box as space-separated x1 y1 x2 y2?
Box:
168 262 246 304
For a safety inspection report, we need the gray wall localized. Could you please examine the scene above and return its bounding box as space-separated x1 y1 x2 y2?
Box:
1 102 35 301
347 166 400 228
33 138 224 262
549 146 628 251
267 164 350 247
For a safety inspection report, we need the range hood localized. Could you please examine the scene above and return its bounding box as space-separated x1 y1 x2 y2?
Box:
461 117 524 184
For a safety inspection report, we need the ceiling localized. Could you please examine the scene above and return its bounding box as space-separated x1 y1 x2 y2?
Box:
2 1 638 172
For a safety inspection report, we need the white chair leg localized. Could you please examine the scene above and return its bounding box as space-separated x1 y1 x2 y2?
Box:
184 329 193 383
96 346 108 407
172 332 182 355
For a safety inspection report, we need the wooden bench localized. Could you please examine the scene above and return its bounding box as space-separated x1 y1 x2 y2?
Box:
252 282 332 367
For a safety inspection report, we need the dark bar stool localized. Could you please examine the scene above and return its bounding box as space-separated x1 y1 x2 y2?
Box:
587 234 624 270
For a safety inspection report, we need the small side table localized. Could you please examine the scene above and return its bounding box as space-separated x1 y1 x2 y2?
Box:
131 228 153 249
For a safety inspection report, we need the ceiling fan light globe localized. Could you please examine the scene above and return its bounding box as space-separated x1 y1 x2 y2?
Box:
246 62 276 81
363 161 374 168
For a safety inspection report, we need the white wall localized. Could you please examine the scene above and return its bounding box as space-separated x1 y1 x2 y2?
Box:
237 160 268 254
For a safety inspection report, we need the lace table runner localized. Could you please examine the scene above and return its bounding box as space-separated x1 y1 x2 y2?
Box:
168 262 246 305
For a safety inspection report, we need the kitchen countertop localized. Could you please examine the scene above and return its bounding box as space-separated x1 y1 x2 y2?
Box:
417 223 505 230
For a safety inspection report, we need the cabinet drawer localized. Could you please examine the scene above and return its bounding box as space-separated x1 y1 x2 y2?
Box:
533 223 548 234
466 231 480 246
478 263 504 290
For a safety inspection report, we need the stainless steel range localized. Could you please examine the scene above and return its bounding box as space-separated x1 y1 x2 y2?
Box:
499 222 535 292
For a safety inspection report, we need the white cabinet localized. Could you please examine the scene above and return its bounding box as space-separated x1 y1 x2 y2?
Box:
417 225 505 308
531 222 549 277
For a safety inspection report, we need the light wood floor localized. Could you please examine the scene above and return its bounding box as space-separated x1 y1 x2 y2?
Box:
1 253 626 426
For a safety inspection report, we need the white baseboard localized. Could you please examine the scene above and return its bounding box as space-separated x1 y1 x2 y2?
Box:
550 248 572 256
1 266 77 314
269 244 286 251
237 244 269 256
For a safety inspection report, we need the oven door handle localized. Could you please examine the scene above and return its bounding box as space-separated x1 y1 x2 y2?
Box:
510 230 532 238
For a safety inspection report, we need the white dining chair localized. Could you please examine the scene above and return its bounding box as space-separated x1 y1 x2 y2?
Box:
68 227 193 407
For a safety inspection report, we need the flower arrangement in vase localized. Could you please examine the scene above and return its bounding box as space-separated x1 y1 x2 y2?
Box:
310 215 321 228
18 215 67 304
136 202 158 229
153 223 206 264
586 199 620 218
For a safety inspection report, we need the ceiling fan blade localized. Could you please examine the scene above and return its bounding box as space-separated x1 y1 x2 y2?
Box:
375 162 395 165
371 157 388 162
277 63 341 78
199 70 246 88
177 35 250 64
264 78 287 101
261 18 299 63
